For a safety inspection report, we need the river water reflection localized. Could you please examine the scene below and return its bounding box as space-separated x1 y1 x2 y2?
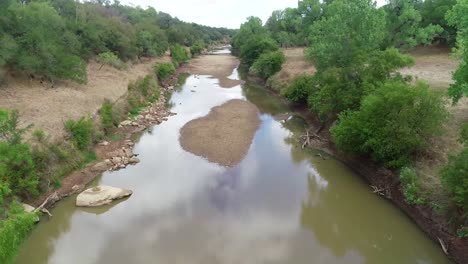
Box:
16 53 450 264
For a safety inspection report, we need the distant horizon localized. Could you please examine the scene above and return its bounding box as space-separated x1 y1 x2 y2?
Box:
120 0 388 29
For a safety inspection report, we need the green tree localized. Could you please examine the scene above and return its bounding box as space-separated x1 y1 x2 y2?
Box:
307 0 386 70
251 50 286 80
383 0 444 50
419 0 457 45
440 148 468 211
239 36 278 67
331 81 448 168
446 0 468 103
6 2 86 83
231 17 267 50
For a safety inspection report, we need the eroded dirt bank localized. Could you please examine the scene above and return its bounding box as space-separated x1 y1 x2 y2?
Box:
0 56 170 140
179 99 260 167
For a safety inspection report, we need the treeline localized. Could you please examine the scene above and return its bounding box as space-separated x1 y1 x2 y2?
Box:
233 0 467 239
0 0 235 84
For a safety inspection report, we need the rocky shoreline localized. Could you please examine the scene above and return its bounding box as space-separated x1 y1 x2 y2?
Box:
28 80 179 214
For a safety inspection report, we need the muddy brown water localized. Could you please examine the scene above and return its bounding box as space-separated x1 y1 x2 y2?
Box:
16 51 450 264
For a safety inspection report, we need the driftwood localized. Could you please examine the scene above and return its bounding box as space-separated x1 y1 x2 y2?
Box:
34 192 59 217
371 185 385 196
300 128 328 149
438 237 449 255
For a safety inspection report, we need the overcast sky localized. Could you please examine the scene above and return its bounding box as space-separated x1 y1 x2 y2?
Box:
120 0 388 29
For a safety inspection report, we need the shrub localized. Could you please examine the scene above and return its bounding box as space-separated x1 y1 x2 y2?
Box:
331 81 448 168
282 74 314 104
190 40 205 57
239 35 278 67
96 52 126 70
440 148 468 211
0 203 38 264
64 116 94 151
100 100 115 134
154 62 175 80
460 123 468 144
251 50 285 80
127 75 159 111
399 167 425 205
170 44 189 67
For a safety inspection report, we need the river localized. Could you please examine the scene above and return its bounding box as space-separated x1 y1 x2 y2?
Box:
15 49 450 264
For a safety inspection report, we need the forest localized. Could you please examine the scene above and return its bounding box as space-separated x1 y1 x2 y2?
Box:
232 0 467 241
0 0 234 84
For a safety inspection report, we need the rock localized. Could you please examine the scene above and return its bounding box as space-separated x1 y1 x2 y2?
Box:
111 157 122 165
76 186 133 207
120 120 132 126
71 184 85 194
92 161 109 172
98 141 109 146
131 121 139 126
129 157 140 164
22 203 35 213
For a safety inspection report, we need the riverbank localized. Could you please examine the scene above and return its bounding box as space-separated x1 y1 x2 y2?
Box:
251 47 468 264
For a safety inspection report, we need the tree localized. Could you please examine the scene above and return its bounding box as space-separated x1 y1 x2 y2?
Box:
239 36 278 67
231 17 267 50
440 148 468 211
6 2 86 83
419 0 457 46
446 0 468 103
383 0 443 50
331 81 448 168
307 0 386 70
250 50 285 80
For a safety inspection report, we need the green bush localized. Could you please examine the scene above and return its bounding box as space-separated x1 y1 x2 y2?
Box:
100 100 115 134
250 50 285 80
239 35 278 67
64 116 95 151
331 81 448 168
154 62 175 80
96 52 126 70
0 203 38 264
440 148 468 211
190 40 205 57
399 167 425 205
282 74 314 104
460 123 468 144
127 75 160 111
170 44 189 67
0 109 38 202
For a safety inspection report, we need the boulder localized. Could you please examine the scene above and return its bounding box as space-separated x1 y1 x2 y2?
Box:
22 203 35 213
120 120 132 126
76 186 133 207
129 157 140 164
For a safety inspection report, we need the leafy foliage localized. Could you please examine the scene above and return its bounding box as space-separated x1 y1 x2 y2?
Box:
446 0 468 103
331 81 448 168
170 44 190 67
440 148 468 211
96 52 126 70
64 116 95 151
239 36 278 67
251 51 286 80
400 167 425 205
0 203 38 264
282 74 314 104
383 0 444 50
100 100 115 134
306 0 386 71
154 62 176 80
127 75 160 110
190 40 205 57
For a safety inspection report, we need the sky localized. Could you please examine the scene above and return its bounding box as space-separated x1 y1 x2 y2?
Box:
120 0 388 29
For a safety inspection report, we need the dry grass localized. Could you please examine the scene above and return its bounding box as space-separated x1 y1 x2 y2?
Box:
400 46 466 200
0 55 170 140
268 48 316 92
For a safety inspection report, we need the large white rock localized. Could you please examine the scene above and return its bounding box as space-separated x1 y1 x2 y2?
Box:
76 186 133 207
